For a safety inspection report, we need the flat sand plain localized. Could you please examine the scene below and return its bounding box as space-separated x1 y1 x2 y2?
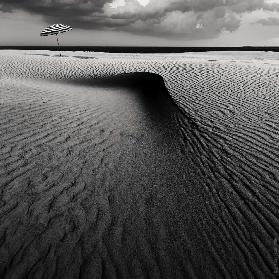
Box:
0 50 279 279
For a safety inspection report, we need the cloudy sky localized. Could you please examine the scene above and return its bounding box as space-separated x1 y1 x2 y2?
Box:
1 0 279 46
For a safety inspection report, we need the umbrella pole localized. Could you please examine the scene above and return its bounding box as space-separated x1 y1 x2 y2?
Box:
56 35 61 56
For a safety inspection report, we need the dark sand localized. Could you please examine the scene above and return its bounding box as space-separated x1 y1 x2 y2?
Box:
0 51 279 279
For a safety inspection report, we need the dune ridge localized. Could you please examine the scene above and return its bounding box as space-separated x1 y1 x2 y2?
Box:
0 51 279 279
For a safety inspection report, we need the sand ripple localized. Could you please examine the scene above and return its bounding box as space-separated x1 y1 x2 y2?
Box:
0 51 278 279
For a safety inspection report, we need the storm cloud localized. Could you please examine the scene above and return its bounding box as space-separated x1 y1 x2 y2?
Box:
0 0 278 38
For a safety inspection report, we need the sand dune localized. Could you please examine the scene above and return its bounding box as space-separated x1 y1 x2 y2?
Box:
0 50 278 279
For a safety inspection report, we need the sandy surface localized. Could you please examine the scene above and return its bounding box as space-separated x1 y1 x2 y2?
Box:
0 50 279 279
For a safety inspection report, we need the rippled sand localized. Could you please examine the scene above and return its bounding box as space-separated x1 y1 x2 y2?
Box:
0 50 279 279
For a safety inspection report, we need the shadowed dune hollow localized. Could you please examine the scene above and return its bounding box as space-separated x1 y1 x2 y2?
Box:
0 54 279 279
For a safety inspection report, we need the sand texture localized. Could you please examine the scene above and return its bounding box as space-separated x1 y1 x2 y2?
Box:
0 50 279 279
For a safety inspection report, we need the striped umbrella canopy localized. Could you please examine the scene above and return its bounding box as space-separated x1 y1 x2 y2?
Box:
40 24 72 55
40 24 72 36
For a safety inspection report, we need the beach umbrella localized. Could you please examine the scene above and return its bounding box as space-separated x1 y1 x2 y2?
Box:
40 24 72 55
